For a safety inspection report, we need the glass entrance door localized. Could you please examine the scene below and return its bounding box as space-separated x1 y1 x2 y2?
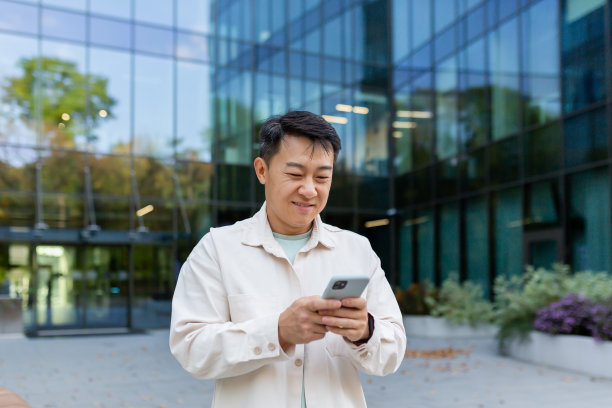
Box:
84 246 129 328
35 245 82 329
35 245 129 332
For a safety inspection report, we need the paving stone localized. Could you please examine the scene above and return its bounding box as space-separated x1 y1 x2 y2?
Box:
1 331 611 407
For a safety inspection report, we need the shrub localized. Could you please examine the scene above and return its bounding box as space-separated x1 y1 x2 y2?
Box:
534 293 612 342
394 282 434 315
493 264 570 345
494 264 612 345
533 293 592 337
426 274 495 326
588 302 612 342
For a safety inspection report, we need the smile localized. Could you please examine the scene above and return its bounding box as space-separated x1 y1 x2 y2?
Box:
293 202 314 208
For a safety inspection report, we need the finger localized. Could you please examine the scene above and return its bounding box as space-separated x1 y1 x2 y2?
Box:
321 316 354 329
341 297 366 309
308 297 342 312
319 308 363 318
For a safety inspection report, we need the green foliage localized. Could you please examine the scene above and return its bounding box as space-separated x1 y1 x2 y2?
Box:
426 274 495 326
493 264 569 345
493 264 612 346
565 271 612 303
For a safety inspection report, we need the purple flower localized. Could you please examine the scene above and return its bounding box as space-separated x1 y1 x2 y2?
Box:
534 294 612 341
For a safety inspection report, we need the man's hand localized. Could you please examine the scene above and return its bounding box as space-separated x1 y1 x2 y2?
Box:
278 296 342 352
318 297 369 343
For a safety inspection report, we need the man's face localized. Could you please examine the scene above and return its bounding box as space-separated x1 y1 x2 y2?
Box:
254 135 334 235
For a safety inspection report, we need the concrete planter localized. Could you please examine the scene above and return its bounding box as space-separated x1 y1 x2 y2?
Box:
403 315 498 338
506 331 612 379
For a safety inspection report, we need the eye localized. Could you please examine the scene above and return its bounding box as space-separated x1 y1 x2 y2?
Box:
286 173 302 177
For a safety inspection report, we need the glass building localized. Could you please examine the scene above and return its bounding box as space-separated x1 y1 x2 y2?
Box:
0 0 610 334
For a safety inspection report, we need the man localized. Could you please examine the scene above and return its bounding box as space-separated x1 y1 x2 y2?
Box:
170 111 406 407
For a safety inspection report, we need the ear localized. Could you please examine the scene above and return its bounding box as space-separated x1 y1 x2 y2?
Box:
253 157 267 185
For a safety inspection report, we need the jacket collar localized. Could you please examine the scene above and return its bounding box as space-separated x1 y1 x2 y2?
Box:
241 202 336 256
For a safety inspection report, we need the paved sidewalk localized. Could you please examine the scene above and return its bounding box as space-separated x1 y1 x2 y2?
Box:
1 330 611 407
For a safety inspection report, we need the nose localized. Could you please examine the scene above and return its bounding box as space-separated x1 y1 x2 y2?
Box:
298 178 317 199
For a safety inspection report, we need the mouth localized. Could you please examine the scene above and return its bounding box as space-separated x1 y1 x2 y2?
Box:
292 201 315 209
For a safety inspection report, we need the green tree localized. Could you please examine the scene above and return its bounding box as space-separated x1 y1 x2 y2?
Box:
2 56 116 147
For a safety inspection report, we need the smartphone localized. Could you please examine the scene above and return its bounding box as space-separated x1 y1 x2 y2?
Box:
321 275 370 300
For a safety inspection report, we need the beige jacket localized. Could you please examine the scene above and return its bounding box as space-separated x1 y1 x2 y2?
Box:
169 203 406 407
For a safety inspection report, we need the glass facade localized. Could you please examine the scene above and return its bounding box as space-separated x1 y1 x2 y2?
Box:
0 0 611 335
393 0 612 295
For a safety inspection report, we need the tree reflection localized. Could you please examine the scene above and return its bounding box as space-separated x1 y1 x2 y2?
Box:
2 56 116 148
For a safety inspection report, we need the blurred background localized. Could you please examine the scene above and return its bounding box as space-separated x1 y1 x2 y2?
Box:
0 0 610 336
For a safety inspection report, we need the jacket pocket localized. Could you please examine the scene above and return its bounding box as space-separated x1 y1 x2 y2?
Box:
227 294 280 323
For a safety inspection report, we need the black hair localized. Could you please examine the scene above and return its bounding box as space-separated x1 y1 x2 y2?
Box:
258 111 342 165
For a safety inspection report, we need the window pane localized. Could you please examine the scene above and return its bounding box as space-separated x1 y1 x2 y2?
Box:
215 69 252 164
562 0 606 113
0 0 38 35
134 0 172 26
358 175 389 210
435 0 456 32
466 5 485 41
412 0 432 50
392 0 410 63
436 158 458 198
409 72 434 167
90 154 130 230
489 136 519 185
459 38 488 149
393 88 412 174
489 17 520 140
0 33 38 146
327 172 355 208
133 246 173 328
134 157 173 200
217 164 251 202
42 0 85 11
524 122 560 177
176 161 214 201
40 40 87 149
466 195 489 296
176 32 213 62
522 0 560 126
354 89 388 176
436 56 458 159
40 150 85 229
439 203 459 281
135 25 174 56
494 188 522 277
526 180 559 226
134 55 173 157
177 61 214 162
90 0 130 19
90 16 132 50
177 0 214 34
0 146 36 192
398 213 414 288
417 208 434 284
42 8 86 42
569 168 611 272
89 48 131 154
564 108 608 167
461 147 486 192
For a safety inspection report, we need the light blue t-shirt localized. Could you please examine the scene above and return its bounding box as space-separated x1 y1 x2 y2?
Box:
272 229 311 408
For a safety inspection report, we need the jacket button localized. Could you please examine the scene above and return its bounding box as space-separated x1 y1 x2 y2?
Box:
268 343 276 352
254 346 262 355
294 358 303 367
